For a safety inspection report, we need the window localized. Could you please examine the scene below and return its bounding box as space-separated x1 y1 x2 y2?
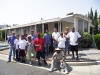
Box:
78 20 83 32
44 24 48 32
54 23 58 31
37 24 42 33
84 22 88 32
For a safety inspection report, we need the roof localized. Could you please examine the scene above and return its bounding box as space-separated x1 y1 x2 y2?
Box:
0 14 92 30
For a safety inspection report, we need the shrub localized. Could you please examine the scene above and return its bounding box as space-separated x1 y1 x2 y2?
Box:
79 32 93 48
94 34 100 50
0 36 4 41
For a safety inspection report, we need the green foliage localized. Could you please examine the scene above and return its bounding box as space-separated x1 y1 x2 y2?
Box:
0 36 4 41
94 34 100 50
99 15 100 25
79 32 93 48
87 8 99 35
0 30 5 39
40 32 52 37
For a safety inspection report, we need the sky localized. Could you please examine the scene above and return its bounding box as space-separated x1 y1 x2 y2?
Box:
0 0 100 26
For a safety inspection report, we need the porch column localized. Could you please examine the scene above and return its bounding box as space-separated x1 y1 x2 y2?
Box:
74 16 78 31
9 29 10 36
35 25 37 34
14 28 16 35
42 24 44 33
5 30 6 41
88 22 90 33
30 26 32 30
83 21 84 32
59 21 61 32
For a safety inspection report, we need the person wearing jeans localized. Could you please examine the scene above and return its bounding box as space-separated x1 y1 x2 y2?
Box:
43 29 51 56
7 31 16 63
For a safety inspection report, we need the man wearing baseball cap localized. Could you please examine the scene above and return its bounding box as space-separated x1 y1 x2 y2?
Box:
33 32 47 66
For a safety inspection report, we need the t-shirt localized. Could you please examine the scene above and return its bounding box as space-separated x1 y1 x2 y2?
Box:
8 36 17 45
66 31 81 45
52 32 60 41
58 36 66 48
27 41 34 51
18 39 27 50
43 33 51 44
23 34 27 40
14 39 20 49
53 52 64 60
33 38 44 51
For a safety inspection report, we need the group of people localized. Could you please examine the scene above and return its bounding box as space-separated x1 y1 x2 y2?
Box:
7 27 81 74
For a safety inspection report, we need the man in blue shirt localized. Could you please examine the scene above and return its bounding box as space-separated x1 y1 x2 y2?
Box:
30 30 36 41
43 29 51 56
7 31 16 63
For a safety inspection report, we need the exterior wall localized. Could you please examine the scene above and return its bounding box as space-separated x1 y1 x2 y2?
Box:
48 22 54 32
62 21 74 32
61 16 74 23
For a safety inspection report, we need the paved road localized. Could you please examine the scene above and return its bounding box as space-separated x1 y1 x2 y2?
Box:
0 59 65 75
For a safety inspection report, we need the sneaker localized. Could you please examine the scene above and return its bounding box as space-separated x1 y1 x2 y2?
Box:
44 60 47 65
7 60 11 63
76 57 79 60
29 61 32 65
65 68 68 74
38 63 41 66
72 57 75 59
49 68 53 72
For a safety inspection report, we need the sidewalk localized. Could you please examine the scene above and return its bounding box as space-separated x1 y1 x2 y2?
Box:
0 48 100 66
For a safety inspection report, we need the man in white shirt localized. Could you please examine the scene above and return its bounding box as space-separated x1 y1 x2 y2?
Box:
52 28 60 50
14 35 20 62
66 27 81 60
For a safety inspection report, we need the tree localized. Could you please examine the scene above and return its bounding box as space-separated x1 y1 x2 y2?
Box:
88 12 90 18
6 24 11 27
66 12 73 15
90 8 94 24
93 10 98 34
99 15 100 25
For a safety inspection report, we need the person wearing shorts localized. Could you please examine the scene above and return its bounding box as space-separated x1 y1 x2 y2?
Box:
18 35 27 63
58 32 66 56
66 27 81 60
34 32 47 66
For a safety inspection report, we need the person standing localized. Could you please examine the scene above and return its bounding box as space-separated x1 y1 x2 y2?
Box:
66 27 81 60
30 30 36 41
30 30 36 58
7 31 16 63
34 32 47 66
43 29 51 56
23 30 28 41
64 27 70 55
58 32 66 56
14 35 20 62
52 28 60 50
18 35 27 63
26 35 34 65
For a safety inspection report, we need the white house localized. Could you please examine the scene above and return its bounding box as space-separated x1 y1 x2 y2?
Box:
0 14 94 41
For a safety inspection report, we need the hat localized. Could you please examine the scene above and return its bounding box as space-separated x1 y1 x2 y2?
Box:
55 48 61 51
37 32 40 35
27 35 31 38
66 27 69 29
31 30 34 32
